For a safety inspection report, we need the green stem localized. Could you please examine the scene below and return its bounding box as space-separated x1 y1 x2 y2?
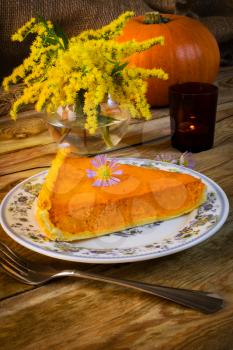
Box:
143 12 170 24
101 126 114 149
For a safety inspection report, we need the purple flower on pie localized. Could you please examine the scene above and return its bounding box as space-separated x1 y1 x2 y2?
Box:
86 154 123 187
155 151 195 169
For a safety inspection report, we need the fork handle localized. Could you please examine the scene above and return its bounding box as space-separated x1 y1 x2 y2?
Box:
66 270 223 314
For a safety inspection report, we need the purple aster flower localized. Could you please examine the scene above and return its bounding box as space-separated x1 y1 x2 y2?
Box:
86 169 96 178
155 153 179 164
155 152 195 169
179 151 195 169
86 154 123 187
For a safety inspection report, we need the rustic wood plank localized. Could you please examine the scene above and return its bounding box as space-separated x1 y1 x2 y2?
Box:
0 144 57 176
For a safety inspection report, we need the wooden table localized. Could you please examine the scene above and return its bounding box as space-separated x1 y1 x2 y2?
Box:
0 67 233 350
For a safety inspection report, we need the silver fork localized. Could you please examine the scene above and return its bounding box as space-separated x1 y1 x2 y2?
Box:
0 241 223 314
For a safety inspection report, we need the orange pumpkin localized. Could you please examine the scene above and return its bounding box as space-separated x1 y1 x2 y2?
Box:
118 12 220 106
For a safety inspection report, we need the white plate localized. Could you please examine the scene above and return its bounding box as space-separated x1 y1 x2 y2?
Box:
0 158 229 264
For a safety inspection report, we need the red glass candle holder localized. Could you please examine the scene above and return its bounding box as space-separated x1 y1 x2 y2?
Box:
169 82 218 153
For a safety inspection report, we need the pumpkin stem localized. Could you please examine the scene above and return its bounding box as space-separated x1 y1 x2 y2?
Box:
144 12 170 24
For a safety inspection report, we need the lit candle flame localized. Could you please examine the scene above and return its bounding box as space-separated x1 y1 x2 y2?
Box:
189 124 195 130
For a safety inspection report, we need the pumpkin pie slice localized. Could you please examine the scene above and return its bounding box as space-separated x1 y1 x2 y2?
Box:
36 149 206 241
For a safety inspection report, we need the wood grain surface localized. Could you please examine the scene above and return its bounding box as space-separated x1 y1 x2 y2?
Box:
0 67 233 350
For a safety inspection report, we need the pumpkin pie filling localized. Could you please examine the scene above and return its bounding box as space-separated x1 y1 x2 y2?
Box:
36 149 206 241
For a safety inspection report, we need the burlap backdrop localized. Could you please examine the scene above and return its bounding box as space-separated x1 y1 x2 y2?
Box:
0 0 233 80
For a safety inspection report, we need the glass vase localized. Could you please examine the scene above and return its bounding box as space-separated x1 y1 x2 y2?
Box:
45 99 130 155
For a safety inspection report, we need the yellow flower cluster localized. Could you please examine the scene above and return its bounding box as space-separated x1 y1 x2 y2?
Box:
3 12 168 134
11 18 36 42
76 11 135 42
3 18 61 92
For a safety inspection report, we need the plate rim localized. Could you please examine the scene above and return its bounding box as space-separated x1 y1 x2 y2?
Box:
0 158 229 264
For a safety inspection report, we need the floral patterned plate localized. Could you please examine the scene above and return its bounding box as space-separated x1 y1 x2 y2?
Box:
0 158 229 264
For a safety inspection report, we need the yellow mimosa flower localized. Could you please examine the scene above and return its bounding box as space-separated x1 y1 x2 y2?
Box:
3 12 168 134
